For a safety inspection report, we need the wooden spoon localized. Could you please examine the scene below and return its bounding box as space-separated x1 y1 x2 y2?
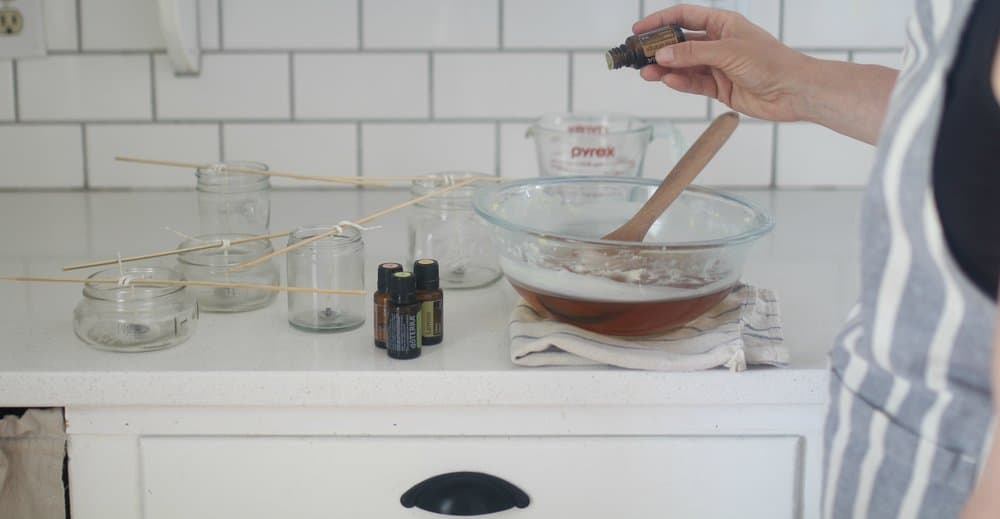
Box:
602 111 740 242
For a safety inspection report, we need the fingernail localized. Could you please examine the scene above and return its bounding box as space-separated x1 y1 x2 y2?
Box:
656 47 675 63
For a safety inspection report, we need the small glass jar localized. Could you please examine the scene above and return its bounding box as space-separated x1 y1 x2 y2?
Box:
176 234 279 313
409 172 501 289
197 161 271 236
73 266 198 352
286 224 366 332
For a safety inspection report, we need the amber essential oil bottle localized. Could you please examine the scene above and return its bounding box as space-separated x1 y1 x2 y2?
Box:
387 272 422 360
373 262 403 349
606 24 686 70
413 259 443 346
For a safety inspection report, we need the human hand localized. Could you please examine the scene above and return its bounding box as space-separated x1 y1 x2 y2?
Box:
634 4 815 122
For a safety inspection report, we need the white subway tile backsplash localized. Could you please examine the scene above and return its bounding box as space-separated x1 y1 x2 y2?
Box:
853 51 904 69
363 0 498 49
86 124 219 188
504 0 639 49
223 123 357 187
499 122 537 178
18 55 151 121
154 54 289 120
42 0 78 51
362 123 494 177
652 122 772 186
642 0 781 39
434 53 567 118
0 61 13 121
783 0 913 48
776 123 875 187
222 0 357 49
294 54 428 119
199 0 221 50
0 126 83 188
80 0 164 50
573 52 708 118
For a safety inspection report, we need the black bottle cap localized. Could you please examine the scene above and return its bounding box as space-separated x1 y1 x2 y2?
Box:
413 259 440 290
390 272 417 305
377 262 403 292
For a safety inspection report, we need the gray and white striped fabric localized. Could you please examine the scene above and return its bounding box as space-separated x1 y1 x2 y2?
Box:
823 1 998 518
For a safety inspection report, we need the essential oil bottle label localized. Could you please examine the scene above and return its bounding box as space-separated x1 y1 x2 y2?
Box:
420 300 443 338
388 312 421 356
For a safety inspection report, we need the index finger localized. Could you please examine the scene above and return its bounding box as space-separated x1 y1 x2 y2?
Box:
632 4 730 36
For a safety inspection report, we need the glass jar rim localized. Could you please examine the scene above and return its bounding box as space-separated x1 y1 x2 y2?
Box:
177 233 274 267
196 160 270 187
83 266 185 301
410 171 494 200
287 224 363 249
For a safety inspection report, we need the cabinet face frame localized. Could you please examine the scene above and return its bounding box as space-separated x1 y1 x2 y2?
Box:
66 404 824 519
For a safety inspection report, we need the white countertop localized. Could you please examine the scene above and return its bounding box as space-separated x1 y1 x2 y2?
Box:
0 188 861 408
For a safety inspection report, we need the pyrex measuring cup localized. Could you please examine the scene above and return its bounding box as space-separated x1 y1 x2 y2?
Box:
526 113 682 177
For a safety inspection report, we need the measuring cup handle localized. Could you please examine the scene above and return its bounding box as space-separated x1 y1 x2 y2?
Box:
649 121 686 165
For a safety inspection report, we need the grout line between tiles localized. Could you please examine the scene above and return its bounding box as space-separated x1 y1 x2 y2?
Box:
0 116 723 126
80 124 89 189
771 122 779 188
357 0 364 49
639 0 645 19
288 53 295 119
566 52 573 111
149 54 157 120
11 60 18 122
218 123 225 160
494 122 501 176
428 53 435 118
217 0 225 50
498 0 504 49
356 123 363 178
75 0 82 51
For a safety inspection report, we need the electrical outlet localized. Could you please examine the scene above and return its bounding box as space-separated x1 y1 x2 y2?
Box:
0 0 46 58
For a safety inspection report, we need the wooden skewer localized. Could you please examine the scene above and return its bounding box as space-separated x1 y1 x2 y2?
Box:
62 231 290 271
230 177 483 271
0 276 365 296
116 156 415 188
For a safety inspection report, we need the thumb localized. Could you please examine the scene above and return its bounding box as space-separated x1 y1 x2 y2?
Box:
655 40 736 70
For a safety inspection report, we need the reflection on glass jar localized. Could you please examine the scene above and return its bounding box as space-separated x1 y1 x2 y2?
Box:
73 266 198 352
176 234 279 312
409 172 501 289
196 161 271 236
286 225 366 332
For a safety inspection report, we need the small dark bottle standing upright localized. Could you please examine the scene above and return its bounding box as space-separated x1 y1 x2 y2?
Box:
606 24 686 70
413 259 444 346
373 262 403 349
387 272 422 360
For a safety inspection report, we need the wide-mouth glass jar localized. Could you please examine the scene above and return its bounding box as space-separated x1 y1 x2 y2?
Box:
286 225 366 332
73 266 198 352
409 172 501 289
196 161 271 236
176 234 279 313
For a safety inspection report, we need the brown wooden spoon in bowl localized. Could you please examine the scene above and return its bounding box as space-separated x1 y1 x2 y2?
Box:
602 111 740 242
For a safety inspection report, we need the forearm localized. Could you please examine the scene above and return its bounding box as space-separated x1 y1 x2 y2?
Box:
796 58 899 145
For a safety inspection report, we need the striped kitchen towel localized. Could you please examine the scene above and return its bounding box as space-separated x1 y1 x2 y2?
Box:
509 284 787 372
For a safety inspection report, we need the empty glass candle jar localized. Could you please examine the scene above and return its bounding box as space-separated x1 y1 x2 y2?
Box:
197 161 271 235
286 224 366 332
409 172 501 289
176 234 279 312
73 266 198 352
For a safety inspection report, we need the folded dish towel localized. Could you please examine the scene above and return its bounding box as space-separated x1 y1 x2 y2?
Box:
510 284 787 372
0 409 67 519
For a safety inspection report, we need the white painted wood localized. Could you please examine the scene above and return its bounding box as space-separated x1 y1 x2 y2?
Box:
67 435 142 519
140 435 800 519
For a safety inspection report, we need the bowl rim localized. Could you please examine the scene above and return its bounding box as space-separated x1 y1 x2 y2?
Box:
473 176 775 250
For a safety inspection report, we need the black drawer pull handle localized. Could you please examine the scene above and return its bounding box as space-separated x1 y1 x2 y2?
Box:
400 471 530 516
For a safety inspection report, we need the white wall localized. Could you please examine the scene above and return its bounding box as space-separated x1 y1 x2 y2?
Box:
0 0 912 188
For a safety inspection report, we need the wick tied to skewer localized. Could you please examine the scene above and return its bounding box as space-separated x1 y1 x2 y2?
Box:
229 176 483 272
0 276 366 296
62 231 289 272
114 156 427 187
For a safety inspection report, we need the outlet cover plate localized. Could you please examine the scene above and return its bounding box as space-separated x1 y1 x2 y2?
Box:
0 0 46 58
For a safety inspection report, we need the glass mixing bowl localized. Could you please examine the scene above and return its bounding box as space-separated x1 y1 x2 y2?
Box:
473 177 774 336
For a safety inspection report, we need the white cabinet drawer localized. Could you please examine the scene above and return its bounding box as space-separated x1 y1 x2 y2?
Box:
141 436 800 518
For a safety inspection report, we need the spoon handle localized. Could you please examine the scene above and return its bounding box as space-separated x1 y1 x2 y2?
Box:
602 111 740 242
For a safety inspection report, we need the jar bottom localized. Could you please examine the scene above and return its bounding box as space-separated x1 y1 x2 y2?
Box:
75 317 195 352
289 309 365 333
439 265 503 290
195 288 277 313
